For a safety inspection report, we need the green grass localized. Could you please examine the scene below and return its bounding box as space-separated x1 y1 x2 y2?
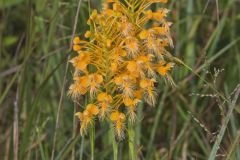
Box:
1 0 240 159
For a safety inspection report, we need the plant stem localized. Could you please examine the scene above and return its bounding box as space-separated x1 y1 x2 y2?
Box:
71 104 76 160
135 102 143 147
90 124 95 160
79 136 84 160
110 123 118 160
128 119 137 160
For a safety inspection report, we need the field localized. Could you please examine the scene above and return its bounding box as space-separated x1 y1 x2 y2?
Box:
0 0 240 159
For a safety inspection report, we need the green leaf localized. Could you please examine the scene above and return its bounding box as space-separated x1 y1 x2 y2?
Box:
3 36 18 46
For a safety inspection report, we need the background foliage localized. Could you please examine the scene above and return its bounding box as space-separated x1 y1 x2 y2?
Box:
0 0 240 159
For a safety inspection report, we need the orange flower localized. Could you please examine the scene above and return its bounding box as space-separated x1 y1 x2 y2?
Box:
87 73 103 98
123 98 140 121
73 37 81 45
70 52 90 74
155 60 174 76
68 76 88 99
97 93 113 118
125 37 139 56
110 111 126 139
84 31 92 38
75 104 99 135
140 79 157 106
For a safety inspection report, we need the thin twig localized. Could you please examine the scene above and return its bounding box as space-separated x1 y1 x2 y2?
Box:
50 0 83 159
4 127 12 160
13 84 19 160
0 65 21 78
203 0 211 14
215 0 220 25
69 0 83 51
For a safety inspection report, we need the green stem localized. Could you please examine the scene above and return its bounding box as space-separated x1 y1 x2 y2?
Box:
135 102 143 147
79 136 84 160
128 119 137 160
90 124 95 160
71 105 76 160
110 124 118 160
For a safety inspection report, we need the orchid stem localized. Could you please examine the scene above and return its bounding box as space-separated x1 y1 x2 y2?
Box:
128 119 137 160
110 123 118 160
90 124 95 160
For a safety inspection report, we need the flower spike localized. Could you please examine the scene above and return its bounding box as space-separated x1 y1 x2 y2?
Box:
69 0 176 139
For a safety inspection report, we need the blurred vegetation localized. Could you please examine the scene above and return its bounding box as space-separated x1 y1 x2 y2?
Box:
0 0 240 160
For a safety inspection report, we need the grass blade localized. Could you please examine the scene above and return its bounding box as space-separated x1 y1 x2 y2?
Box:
208 86 240 160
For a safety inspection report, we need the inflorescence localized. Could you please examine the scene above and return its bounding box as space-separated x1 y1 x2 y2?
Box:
69 0 175 139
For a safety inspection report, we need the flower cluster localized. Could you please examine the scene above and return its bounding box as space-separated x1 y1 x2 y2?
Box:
69 0 175 139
